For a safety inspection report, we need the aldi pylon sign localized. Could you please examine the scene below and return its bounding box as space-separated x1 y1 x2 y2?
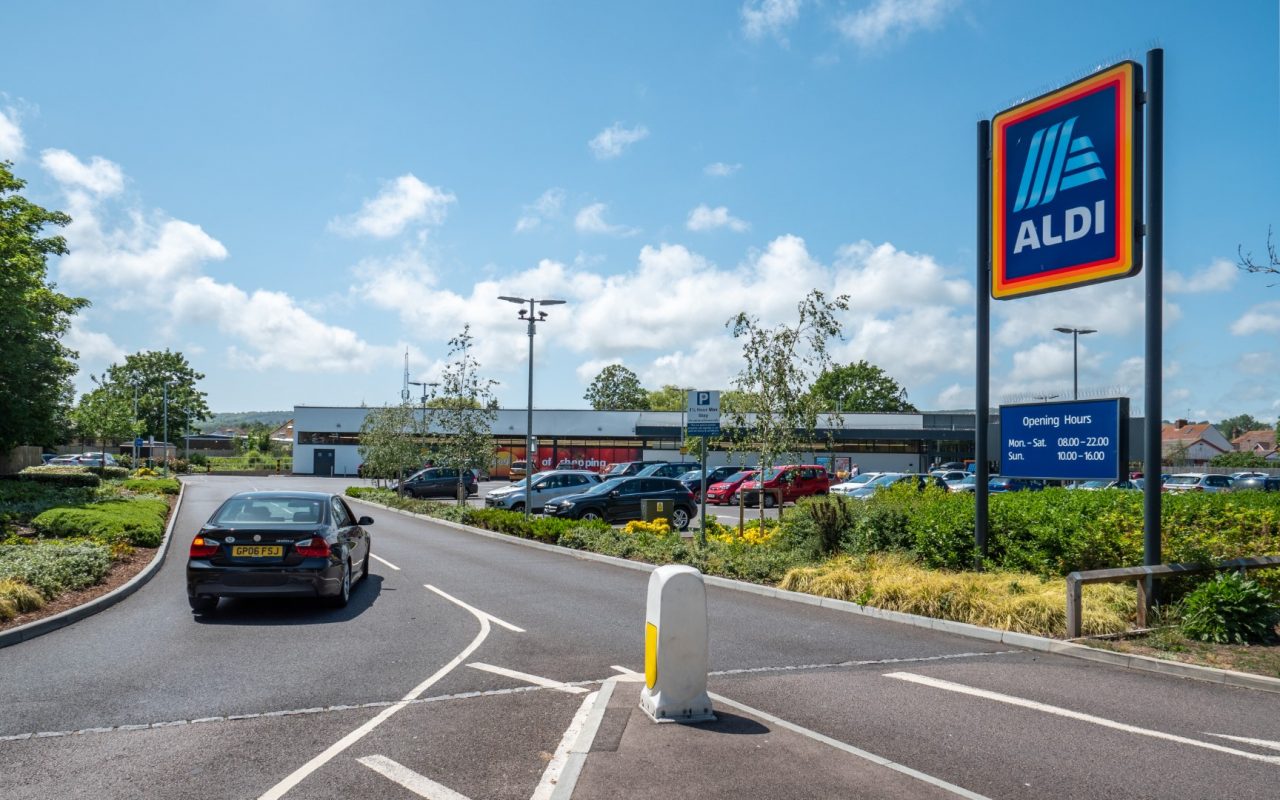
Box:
991 62 1143 299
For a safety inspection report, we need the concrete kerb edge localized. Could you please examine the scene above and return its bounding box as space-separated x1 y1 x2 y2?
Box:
347 496 1280 695
0 479 186 649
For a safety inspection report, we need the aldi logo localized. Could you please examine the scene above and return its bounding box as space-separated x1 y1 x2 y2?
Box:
992 62 1143 299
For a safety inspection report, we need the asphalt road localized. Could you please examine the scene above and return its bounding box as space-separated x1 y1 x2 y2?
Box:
0 475 1277 799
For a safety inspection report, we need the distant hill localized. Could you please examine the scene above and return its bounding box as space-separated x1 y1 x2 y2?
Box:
198 411 292 433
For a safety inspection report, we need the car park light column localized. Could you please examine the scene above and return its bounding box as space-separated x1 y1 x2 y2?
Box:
499 295 566 522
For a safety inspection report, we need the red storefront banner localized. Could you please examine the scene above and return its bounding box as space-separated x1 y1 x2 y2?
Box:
493 444 642 478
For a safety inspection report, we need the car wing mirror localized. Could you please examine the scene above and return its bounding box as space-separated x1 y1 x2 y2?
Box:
357 516 374 526
609 490 620 498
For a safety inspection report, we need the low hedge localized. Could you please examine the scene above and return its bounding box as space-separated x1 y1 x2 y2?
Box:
0 482 98 523
17 467 101 488
33 498 169 548
84 465 130 480
122 477 181 495
0 542 112 599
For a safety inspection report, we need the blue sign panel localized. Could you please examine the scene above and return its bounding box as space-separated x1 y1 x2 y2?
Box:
999 398 1129 481
991 62 1141 299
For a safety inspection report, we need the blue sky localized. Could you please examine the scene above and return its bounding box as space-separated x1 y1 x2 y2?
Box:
3 1 1278 424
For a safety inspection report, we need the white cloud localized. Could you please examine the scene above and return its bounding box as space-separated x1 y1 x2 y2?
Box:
1164 258 1238 293
936 383 971 409
704 162 742 177
1232 302 1280 335
58 204 227 291
0 107 25 161
741 0 802 42
1237 352 1277 375
40 149 124 196
514 188 566 233
574 203 640 236
64 319 126 364
833 240 970 312
687 204 749 233
329 174 455 239
837 0 957 49
575 358 624 385
588 123 649 160
992 278 1181 348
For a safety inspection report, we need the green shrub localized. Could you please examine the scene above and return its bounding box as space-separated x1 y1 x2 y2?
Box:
84 466 130 480
0 543 112 599
33 498 169 547
1180 572 1280 644
0 481 97 522
123 477 181 495
17 467 101 488
188 452 209 467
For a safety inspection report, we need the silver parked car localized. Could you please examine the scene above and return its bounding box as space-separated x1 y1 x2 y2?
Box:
1162 473 1233 494
484 470 602 513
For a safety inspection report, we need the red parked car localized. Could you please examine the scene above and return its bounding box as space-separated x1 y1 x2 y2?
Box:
738 465 832 508
704 469 758 505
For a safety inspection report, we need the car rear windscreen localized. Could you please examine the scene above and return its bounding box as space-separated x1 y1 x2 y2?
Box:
213 498 325 525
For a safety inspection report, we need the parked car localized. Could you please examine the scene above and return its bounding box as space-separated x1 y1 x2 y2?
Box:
395 467 478 498
1231 471 1270 481
1073 479 1142 491
987 476 1045 493
1233 476 1280 492
542 476 697 529
484 469 602 512
599 460 665 480
637 461 703 479
186 491 373 613
676 466 745 500
948 474 977 493
703 469 758 505
1162 473 1233 494
929 470 969 483
508 461 528 481
830 472 884 495
738 465 833 508
48 452 120 467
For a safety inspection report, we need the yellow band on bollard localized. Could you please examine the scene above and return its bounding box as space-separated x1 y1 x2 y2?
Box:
645 622 658 689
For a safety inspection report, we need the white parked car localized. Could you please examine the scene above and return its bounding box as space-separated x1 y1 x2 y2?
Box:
48 452 119 466
830 472 883 495
1162 473 1233 494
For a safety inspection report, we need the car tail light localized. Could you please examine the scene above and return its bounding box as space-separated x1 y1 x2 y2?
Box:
189 536 220 558
295 537 331 558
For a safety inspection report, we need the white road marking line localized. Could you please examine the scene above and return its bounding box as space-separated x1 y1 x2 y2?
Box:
369 553 400 571
530 689 599 800
1205 733 1280 752
709 691 991 800
609 665 645 682
467 662 588 694
424 584 525 632
358 755 473 800
886 672 1280 767
256 586 519 800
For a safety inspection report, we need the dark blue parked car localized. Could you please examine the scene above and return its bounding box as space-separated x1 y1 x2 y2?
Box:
988 476 1045 492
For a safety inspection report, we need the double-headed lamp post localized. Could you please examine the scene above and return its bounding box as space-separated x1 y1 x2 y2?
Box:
1053 326 1097 400
499 295 566 521
162 380 174 477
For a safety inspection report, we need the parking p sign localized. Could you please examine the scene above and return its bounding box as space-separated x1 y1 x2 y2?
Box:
686 390 720 437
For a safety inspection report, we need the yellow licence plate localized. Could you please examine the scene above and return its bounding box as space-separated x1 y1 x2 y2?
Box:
231 545 283 557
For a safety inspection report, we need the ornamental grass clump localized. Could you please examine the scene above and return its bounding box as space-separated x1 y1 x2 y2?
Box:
0 578 44 621
1180 572 1280 644
779 553 1132 637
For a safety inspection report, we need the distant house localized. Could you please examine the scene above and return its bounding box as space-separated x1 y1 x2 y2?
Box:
1232 428 1277 456
1161 420 1231 466
270 419 295 443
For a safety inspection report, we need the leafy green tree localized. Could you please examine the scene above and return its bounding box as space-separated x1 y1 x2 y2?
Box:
724 290 848 518
646 385 689 412
810 360 917 413
585 364 650 410
1215 414 1265 441
1207 451 1273 469
0 161 87 450
72 383 137 467
358 403 418 489
102 350 211 442
428 326 498 505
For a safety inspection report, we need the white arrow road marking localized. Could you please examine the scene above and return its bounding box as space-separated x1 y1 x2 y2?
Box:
256 586 522 800
425 584 525 632
886 672 1280 767
467 662 588 694
358 755 472 800
530 689 601 800
1205 733 1280 752
369 553 400 571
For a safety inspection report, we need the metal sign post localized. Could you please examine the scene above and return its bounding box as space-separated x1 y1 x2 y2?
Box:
686 391 721 547
1143 49 1164 602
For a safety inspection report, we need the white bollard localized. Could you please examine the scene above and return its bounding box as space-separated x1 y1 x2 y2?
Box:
639 565 715 723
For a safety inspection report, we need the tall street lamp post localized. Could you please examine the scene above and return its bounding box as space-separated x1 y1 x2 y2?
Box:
162 380 174 477
499 295 566 522
1053 326 1097 400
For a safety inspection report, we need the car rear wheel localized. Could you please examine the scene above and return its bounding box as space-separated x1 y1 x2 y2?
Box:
579 509 602 522
763 493 776 508
326 561 351 609
671 508 690 531
511 502 525 513
189 595 217 614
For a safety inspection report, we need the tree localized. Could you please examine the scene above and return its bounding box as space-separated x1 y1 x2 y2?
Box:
1207 451 1273 469
1215 414 1265 441
810 360 917 413
0 161 87 450
102 350 211 442
71 383 136 467
646 385 688 412
1238 227 1279 283
358 403 418 489
585 364 650 410
427 326 498 505
723 289 849 519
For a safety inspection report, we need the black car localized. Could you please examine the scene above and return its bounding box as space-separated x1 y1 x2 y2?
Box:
542 476 697 530
1233 475 1280 492
676 465 746 499
397 467 478 498
186 491 373 613
636 461 703 479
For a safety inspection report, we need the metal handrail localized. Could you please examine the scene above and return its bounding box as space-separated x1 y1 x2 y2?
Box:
1065 555 1280 638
